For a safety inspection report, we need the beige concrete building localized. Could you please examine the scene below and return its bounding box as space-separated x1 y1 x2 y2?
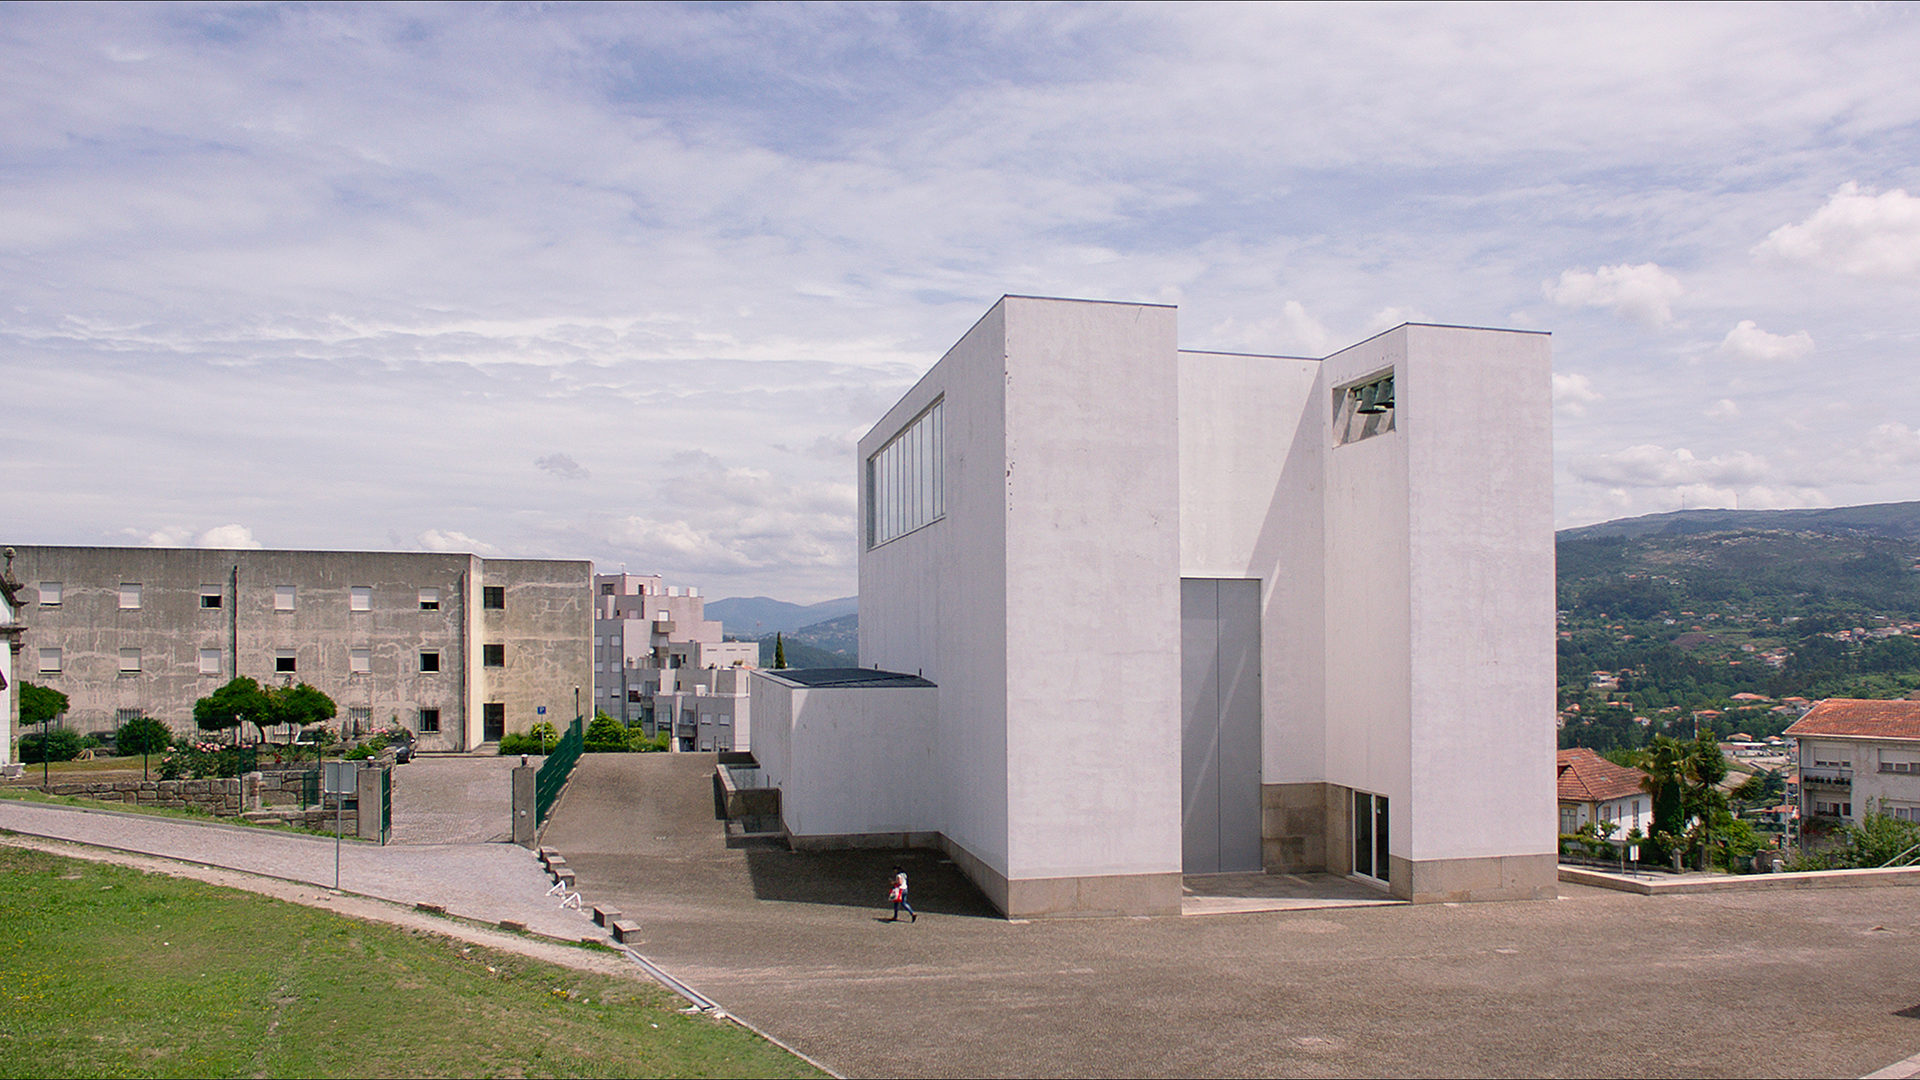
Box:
9 545 591 752
594 572 757 751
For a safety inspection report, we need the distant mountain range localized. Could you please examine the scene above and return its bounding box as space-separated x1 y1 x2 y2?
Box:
1558 500 1920 542
706 595 857 637
1557 500 1920 622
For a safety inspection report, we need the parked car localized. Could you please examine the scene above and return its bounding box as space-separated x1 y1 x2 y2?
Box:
385 728 416 764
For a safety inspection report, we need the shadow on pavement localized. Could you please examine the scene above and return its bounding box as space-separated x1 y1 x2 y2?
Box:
743 845 1001 919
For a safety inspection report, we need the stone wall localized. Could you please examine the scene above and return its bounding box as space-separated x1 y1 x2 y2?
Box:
254 766 318 808
42 774 256 815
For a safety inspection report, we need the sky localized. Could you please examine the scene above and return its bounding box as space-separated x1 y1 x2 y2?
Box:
4 3 1918 603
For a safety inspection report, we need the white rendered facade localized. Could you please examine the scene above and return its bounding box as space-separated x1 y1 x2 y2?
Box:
593 572 758 751
759 295 1558 918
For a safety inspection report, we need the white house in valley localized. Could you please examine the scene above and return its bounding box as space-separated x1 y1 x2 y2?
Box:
1557 747 1652 838
751 294 1558 918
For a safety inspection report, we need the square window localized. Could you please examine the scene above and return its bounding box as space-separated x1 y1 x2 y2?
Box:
601 583 616 596
483 643 504 667
119 583 142 609
120 648 141 673
418 708 441 733
275 650 297 673
38 647 62 673
350 586 372 611
200 586 222 609
482 585 504 609
419 587 440 610
420 651 441 673
39 581 62 606
1335 372 1397 446
350 648 371 674
274 585 296 611
199 649 221 675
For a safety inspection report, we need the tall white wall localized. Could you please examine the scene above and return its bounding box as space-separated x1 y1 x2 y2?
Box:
1402 325 1556 863
1320 333 1415 832
1177 350 1326 785
770 681 938 838
859 302 1012 875
1001 297 1182 882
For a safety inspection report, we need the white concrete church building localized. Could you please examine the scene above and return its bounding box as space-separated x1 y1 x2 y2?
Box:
752 294 1557 918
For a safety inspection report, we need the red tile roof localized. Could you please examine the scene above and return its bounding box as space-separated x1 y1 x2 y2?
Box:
1557 747 1648 804
1785 699 1920 742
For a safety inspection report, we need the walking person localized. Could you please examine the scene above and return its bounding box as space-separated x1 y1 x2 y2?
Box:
888 865 916 922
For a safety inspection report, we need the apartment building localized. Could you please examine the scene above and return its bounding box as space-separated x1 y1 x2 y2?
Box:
593 572 757 751
9 545 591 752
1786 698 1920 829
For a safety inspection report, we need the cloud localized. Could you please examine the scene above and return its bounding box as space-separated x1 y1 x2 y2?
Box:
1706 398 1740 419
1757 183 1920 276
1717 320 1813 362
136 524 263 549
1552 372 1602 415
534 453 589 480
197 524 264 549
1570 444 1768 488
417 529 499 555
1203 301 1343 357
1543 263 1682 326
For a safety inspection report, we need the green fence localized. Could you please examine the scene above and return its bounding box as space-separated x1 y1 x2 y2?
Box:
534 715 584 826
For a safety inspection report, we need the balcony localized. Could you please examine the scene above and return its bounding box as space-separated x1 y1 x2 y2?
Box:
1801 767 1852 787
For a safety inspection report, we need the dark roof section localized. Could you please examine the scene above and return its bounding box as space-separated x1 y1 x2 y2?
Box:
763 667 936 689
1785 698 1920 741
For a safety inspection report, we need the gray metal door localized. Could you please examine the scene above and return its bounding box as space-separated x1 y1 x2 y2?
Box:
1181 578 1262 874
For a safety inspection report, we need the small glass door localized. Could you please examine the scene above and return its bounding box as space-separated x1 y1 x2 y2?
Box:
1354 791 1390 884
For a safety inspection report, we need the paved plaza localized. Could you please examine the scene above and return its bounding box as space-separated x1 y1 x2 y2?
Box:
544 754 1920 1080
390 752 521 844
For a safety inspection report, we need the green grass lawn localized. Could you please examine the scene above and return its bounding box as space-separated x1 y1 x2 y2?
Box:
0 846 824 1078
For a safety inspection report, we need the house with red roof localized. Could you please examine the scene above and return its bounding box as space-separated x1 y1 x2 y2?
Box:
1783 699 1920 830
1557 747 1651 840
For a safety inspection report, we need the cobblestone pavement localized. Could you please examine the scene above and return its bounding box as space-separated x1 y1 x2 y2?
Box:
390 754 521 844
0 799 597 941
546 753 1920 1080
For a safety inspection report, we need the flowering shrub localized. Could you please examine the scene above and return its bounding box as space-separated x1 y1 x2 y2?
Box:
159 740 257 780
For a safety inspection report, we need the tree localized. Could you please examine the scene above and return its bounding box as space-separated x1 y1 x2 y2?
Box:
193 677 269 741
115 715 172 780
584 710 630 753
773 633 787 669
1638 735 1688 860
264 683 336 743
19 681 68 727
1680 730 1730 867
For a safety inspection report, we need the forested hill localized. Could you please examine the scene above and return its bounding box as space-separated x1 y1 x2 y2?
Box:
1558 500 1920 543
1555 502 1920 753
